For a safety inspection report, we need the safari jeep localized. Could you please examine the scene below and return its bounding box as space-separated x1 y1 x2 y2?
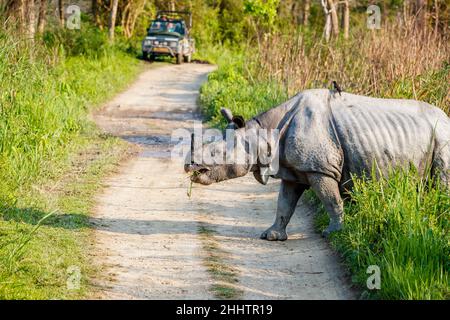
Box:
142 11 195 64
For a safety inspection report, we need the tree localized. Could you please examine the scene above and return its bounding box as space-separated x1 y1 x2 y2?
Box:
327 0 339 36
92 0 101 28
321 0 347 41
4 0 37 39
303 0 311 26
342 0 350 39
58 0 64 27
120 0 147 38
321 0 331 41
4 0 26 31
37 0 47 33
25 0 36 40
277 0 301 25
108 0 119 41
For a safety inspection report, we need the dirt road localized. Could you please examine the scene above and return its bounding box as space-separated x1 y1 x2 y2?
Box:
92 63 356 299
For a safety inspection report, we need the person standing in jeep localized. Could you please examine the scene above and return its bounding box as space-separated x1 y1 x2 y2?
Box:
142 11 195 64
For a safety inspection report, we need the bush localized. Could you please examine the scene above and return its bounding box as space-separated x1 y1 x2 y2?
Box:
200 50 286 127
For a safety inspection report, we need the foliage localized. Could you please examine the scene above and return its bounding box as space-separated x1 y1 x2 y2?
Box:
200 50 286 127
243 0 280 30
0 28 141 298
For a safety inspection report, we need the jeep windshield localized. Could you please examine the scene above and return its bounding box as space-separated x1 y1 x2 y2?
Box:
148 20 185 37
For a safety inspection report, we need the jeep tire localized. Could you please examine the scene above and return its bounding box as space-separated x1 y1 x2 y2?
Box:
176 53 183 64
183 54 191 63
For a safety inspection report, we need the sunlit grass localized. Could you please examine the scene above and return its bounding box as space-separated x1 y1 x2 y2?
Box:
315 170 449 299
0 30 141 299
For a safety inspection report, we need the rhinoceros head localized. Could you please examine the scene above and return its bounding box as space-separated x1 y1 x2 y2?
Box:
184 108 279 185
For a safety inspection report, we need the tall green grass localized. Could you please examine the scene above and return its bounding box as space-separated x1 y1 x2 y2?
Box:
200 51 287 127
0 30 139 205
0 29 141 298
315 170 449 299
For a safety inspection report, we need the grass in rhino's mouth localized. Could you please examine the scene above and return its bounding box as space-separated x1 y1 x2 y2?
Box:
187 168 211 198
187 171 200 198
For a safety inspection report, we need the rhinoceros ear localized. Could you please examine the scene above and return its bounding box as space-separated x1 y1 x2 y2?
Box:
220 108 246 128
220 108 233 123
231 115 245 129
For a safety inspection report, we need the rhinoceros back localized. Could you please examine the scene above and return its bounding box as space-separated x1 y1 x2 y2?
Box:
330 93 450 187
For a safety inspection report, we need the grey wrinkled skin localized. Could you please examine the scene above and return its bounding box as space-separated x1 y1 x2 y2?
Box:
185 89 450 240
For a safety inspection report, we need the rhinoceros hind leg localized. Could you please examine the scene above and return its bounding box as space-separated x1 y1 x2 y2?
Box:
260 180 307 241
307 173 344 238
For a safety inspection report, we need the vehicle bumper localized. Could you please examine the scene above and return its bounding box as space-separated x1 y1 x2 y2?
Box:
143 46 178 57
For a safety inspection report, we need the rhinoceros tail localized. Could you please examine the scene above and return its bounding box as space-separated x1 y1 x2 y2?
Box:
431 116 450 189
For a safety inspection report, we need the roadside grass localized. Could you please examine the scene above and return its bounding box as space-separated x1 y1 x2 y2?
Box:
197 223 243 299
0 132 132 299
0 30 143 298
314 170 449 300
199 50 287 128
199 21 449 299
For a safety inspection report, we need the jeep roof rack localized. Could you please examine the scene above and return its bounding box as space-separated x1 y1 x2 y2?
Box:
156 10 192 28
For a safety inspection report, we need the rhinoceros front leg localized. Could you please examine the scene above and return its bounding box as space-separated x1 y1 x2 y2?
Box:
260 180 307 241
307 173 344 237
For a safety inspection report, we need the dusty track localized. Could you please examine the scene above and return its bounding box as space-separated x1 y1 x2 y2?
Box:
91 63 355 299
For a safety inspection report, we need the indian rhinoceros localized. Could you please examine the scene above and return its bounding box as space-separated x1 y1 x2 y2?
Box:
185 89 450 240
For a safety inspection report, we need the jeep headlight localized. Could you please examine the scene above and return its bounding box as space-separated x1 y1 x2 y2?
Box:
169 41 178 48
144 40 152 46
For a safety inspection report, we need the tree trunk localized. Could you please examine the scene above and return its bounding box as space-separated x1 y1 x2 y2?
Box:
121 0 132 37
58 0 64 27
26 0 36 40
5 0 26 31
127 0 146 38
108 0 119 41
343 0 350 39
92 0 98 27
321 0 331 41
327 0 339 36
170 0 175 11
37 0 47 33
303 0 311 26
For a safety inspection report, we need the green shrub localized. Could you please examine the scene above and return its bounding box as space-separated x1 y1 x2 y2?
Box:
200 50 286 127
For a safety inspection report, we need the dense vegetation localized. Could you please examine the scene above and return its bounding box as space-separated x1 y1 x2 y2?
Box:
0 16 141 297
315 169 449 299
0 0 448 299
